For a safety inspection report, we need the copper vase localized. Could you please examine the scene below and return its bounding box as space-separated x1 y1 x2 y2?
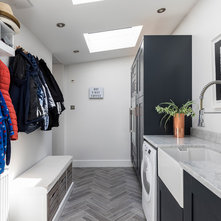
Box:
173 113 185 138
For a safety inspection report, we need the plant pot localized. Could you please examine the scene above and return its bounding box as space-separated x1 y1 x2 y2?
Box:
173 113 185 138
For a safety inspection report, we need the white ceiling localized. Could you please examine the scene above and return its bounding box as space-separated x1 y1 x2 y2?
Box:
4 0 198 65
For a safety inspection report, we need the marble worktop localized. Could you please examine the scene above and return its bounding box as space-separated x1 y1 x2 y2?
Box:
143 130 221 199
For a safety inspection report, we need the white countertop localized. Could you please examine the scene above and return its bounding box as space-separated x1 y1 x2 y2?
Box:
144 135 221 199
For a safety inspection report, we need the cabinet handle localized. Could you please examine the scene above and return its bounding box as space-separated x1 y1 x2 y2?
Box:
135 106 139 116
51 192 56 198
129 108 132 132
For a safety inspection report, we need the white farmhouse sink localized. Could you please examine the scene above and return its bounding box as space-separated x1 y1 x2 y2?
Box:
163 146 221 163
158 146 221 208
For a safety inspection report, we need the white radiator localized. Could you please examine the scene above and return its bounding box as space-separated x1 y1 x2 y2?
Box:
0 171 9 221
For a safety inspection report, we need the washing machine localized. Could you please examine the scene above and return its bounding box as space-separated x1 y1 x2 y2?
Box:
141 141 157 221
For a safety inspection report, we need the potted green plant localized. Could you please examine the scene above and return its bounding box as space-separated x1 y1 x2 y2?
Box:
155 100 195 138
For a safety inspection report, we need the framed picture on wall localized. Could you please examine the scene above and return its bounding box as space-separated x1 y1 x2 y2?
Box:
212 34 221 108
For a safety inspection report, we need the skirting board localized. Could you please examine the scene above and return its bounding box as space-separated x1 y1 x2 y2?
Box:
53 182 74 221
72 160 132 167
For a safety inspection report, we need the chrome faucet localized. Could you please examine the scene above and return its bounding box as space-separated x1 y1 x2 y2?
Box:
198 80 221 127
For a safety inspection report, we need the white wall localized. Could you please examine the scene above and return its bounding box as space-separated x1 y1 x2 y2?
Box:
7 23 53 179
173 0 221 133
52 64 66 155
64 57 132 167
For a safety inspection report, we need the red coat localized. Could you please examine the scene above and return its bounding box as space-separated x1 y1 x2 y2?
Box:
0 60 18 140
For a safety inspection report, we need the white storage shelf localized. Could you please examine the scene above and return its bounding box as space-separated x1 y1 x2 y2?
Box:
10 156 73 221
0 40 15 56
0 20 15 56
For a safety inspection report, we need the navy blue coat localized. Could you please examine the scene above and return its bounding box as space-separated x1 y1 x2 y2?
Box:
9 49 44 133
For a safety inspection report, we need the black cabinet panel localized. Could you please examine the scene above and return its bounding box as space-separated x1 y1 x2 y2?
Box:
144 36 192 135
158 177 183 221
184 172 221 221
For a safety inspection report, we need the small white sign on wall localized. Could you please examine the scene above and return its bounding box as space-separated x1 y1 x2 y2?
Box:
89 87 104 99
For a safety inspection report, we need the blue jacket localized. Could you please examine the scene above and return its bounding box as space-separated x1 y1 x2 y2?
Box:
9 48 40 133
0 90 14 174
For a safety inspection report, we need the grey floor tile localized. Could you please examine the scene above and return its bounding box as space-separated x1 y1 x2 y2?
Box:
58 168 146 221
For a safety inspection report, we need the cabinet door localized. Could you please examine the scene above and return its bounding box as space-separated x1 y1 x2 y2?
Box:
143 36 192 135
130 96 139 178
137 96 144 178
131 61 137 97
184 172 221 221
131 142 138 170
158 178 183 221
137 43 144 98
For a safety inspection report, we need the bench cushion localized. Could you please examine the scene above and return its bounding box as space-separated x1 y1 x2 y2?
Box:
13 156 73 192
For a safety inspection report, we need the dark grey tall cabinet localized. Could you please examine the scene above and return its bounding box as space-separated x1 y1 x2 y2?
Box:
130 35 192 181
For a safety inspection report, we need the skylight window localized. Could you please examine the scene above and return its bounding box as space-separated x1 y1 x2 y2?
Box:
84 26 143 53
72 0 104 5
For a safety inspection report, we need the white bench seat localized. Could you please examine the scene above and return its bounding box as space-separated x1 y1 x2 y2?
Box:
13 156 73 192
10 155 73 221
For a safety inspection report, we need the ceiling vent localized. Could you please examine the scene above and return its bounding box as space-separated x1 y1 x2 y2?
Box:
8 0 33 9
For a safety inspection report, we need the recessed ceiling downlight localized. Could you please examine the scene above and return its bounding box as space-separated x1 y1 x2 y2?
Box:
84 26 143 53
157 8 166 13
56 23 65 28
72 0 104 5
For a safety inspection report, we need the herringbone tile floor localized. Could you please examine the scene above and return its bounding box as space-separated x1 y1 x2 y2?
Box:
58 168 146 221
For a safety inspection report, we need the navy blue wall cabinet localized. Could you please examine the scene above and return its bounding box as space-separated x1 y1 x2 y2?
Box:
130 35 192 181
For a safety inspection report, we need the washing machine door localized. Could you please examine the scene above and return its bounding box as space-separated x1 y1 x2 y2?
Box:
141 141 157 221
142 152 152 202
